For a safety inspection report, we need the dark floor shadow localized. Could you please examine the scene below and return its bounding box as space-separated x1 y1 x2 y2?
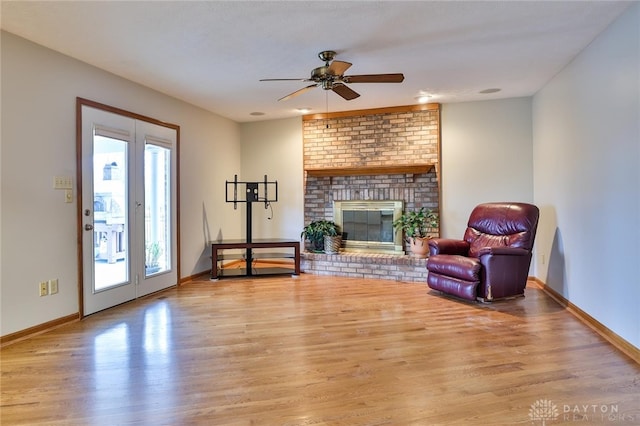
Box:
547 227 567 296
426 283 566 319
194 202 224 274
202 202 211 247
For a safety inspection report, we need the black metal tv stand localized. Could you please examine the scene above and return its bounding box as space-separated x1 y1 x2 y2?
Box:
211 175 299 280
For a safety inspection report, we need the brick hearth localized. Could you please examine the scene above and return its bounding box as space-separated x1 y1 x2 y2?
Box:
301 252 428 283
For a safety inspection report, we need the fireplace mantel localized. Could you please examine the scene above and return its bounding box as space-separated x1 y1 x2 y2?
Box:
305 164 433 177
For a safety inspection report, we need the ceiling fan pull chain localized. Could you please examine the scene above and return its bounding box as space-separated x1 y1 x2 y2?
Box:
325 91 330 129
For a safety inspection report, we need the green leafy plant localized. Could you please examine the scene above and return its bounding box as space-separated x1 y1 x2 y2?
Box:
301 220 340 252
392 207 439 241
145 241 163 268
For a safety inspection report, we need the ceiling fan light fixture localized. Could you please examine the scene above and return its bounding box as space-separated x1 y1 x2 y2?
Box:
261 51 404 102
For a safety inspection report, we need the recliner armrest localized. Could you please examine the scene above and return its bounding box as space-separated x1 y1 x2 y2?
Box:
428 238 469 256
477 247 529 257
476 246 533 301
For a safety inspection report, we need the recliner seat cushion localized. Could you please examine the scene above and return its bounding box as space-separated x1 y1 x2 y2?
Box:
426 255 481 281
427 273 479 301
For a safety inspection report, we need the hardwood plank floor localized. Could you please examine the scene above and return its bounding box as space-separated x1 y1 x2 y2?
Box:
2 274 639 425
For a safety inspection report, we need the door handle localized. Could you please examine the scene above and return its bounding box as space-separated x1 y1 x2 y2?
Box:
84 224 94 231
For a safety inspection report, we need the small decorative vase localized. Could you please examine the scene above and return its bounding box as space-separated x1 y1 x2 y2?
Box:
409 237 430 258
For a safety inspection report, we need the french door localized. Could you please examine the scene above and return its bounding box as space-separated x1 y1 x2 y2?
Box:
79 100 178 316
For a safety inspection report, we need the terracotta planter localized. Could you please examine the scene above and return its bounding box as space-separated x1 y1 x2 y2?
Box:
409 237 430 258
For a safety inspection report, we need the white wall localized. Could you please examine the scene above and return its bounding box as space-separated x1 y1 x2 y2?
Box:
532 3 640 348
239 118 304 241
440 98 534 238
237 100 535 245
236 100 535 261
235 103 536 250
1 32 242 335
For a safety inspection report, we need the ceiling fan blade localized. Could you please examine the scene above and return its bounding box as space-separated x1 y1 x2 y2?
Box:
260 78 308 81
332 83 360 101
344 73 405 83
278 84 317 101
328 60 352 76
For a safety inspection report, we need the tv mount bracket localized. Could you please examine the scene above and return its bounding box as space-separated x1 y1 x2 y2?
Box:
225 175 278 243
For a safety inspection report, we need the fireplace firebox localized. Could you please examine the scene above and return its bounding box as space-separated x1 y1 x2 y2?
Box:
333 200 404 255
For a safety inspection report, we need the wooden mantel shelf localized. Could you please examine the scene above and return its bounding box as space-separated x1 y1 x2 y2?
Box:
305 164 434 177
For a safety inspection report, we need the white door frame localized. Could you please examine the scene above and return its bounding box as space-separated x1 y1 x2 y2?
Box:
76 98 180 317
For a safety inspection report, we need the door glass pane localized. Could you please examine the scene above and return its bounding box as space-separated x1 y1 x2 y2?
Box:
93 135 128 291
145 143 171 276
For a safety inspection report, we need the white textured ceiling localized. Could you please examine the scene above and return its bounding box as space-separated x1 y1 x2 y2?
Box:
0 1 631 122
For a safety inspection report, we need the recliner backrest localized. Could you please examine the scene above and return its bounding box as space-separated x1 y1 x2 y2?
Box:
463 203 540 258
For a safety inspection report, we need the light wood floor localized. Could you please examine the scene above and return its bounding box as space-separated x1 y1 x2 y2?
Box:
2 274 639 425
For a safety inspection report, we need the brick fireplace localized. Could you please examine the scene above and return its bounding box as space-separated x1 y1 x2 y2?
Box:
301 103 440 282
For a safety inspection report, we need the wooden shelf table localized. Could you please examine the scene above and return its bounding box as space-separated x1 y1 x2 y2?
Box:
210 238 300 280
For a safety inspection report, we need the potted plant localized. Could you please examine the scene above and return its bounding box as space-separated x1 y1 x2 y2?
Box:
301 219 341 253
145 241 163 273
392 207 439 258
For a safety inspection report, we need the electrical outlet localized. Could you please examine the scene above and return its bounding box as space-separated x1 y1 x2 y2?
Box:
540 254 546 265
39 281 49 297
49 279 59 295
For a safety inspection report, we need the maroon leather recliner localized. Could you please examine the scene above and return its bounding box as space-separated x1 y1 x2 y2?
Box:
426 202 539 302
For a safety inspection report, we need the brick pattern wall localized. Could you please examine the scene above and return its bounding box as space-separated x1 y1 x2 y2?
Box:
303 106 439 170
304 174 438 236
302 105 440 233
301 105 440 282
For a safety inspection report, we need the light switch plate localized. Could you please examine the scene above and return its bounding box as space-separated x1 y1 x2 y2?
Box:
53 176 73 189
49 279 59 295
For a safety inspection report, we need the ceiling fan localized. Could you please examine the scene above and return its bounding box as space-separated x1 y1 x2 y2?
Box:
260 50 404 102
